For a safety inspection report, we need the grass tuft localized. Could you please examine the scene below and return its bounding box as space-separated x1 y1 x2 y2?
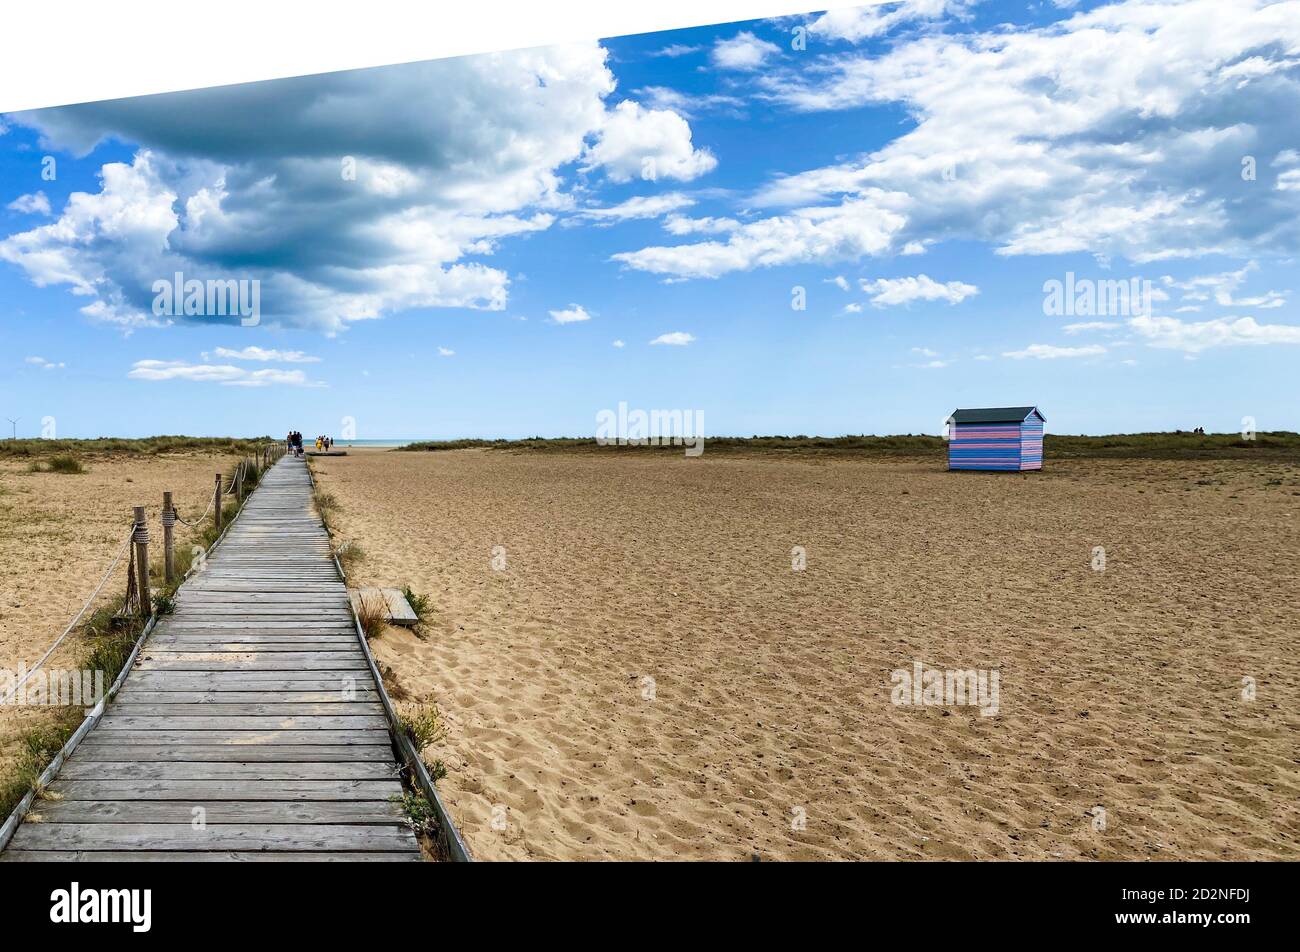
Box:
356 592 387 640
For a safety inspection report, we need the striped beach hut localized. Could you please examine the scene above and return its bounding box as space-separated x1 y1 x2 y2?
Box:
946 407 1046 471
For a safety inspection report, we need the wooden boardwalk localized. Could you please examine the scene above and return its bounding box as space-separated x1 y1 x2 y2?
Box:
2 456 421 861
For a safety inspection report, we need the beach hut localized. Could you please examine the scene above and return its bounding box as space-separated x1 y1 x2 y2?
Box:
946 407 1046 472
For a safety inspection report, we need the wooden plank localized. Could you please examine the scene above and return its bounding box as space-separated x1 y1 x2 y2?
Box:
48 780 403 801
135 657 369 672
29 800 404 825
70 744 395 763
83 730 389 745
58 761 400 781
99 715 390 730
112 691 380 704
107 702 383 716
1 850 420 862
349 587 419 626
8 823 418 852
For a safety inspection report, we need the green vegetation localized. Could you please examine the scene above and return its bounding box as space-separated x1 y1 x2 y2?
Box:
398 431 1300 461
355 592 387 640
26 455 88 474
0 710 83 822
401 585 433 638
392 791 443 834
0 436 273 459
397 702 449 783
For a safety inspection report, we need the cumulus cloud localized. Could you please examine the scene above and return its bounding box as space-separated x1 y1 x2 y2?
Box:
1063 321 1122 334
581 100 717 183
858 274 978 306
1003 344 1106 359
662 213 741 235
1128 314 1300 352
549 304 592 324
25 355 65 369
613 194 905 278
711 32 781 71
6 191 51 215
128 359 323 386
206 346 320 363
1 45 712 332
438 346 455 357
573 192 695 224
1163 262 1287 309
806 1 974 42
620 0 1300 279
612 339 625 348
650 331 695 345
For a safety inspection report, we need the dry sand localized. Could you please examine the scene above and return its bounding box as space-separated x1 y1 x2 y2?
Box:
323 448 1296 860
0 453 237 774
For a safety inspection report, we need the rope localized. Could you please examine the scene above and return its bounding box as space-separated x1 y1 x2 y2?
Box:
173 492 216 527
0 526 134 705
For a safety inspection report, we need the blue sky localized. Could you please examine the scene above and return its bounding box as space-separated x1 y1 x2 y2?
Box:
2 0 1299 439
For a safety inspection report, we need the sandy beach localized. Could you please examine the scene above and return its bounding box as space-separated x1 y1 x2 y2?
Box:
311 447 1300 861
0 452 237 775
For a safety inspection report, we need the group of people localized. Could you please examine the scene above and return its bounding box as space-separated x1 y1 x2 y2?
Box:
285 431 337 456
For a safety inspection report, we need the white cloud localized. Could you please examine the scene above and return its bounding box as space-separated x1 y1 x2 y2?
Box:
1063 321 1122 334
843 302 863 314
1163 262 1287 308
581 100 717 184
549 304 592 324
623 0 1300 280
711 32 781 71
807 1 973 42
1003 344 1106 359
612 339 625 348
635 86 745 119
912 346 939 357
128 359 323 386
1128 314 1300 352
574 192 695 224
653 44 701 58
438 347 455 357
207 346 320 363
859 274 978 306
25 355 65 369
0 45 712 332
6 192 51 215
650 331 695 346
614 195 905 279
829 275 850 291
662 214 741 235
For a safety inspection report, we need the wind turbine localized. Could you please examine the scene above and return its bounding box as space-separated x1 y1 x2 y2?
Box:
5 417 18 440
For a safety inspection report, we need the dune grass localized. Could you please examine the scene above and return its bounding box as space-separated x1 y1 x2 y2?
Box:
0 436 272 460
398 431 1300 461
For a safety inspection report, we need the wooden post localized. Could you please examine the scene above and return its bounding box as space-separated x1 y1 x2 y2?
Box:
162 491 175 585
214 473 223 533
132 506 151 617
235 461 243 501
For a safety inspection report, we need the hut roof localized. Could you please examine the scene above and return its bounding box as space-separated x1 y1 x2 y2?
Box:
948 406 1045 424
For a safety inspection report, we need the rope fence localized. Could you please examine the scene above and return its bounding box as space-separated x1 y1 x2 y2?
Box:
1 441 285 706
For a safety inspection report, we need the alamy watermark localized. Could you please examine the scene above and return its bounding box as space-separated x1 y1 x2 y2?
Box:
890 661 1000 717
1042 273 1155 317
2 663 105 707
596 401 704 457
152 271 261 326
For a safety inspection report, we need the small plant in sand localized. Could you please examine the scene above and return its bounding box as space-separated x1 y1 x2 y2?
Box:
312 488 338 531
391 791 441 834
335 539 364 574
27 455 87 474
355 592 387 640
401 585 433 637
399 701 448 751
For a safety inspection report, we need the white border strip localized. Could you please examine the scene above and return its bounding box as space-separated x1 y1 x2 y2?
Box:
0 1 879 113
